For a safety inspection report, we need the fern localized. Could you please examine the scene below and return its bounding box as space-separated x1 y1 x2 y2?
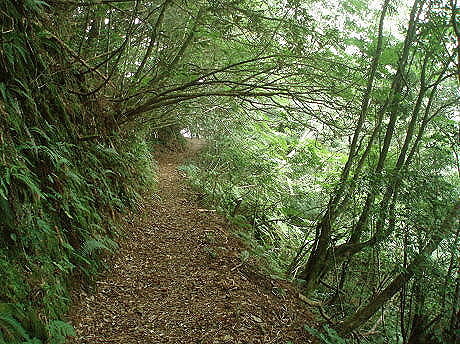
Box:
81 237 118 257
0 3 156 341
0 304 28 342
22 339 42 344
46 321 75 344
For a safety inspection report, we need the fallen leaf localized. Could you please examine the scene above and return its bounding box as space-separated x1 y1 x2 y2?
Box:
250 315 263 323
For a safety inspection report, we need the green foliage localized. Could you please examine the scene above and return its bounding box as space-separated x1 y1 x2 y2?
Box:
0 305 29 343
1 0 459 343
182 119 342 276
0 1 156 342
80 237 118 257
180 1 460 338
305 325 350 344
46 321 75 344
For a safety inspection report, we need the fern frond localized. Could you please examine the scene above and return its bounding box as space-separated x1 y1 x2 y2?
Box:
80 237 118 257
46 320 75 344
0 312 28 341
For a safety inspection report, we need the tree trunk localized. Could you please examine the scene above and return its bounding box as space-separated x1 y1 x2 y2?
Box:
448 269 460 344
298 0 390 294
299 209 334 293
300 0 425 293
339 201 460 335
407 278 429 344
307 17 450 283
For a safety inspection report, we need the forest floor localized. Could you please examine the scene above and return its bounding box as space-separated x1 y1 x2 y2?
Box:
67 139 315 344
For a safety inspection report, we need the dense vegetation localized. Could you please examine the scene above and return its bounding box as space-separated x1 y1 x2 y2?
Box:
0 2 155 343
0 0 459 343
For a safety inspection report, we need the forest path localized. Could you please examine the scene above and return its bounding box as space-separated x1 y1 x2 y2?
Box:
67 139 314 344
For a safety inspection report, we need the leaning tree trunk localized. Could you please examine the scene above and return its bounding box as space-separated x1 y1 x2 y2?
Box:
339 201 460 335
298 0 390 294
299 0 424 294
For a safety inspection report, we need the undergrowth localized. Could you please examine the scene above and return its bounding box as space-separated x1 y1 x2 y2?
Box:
0 1 155 342
180 122 337 278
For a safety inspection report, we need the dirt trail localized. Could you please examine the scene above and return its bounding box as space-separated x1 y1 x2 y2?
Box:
68 139 314 344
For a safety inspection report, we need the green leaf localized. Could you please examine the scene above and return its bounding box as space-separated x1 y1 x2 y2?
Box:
0 83 7 101
47 320 75 344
